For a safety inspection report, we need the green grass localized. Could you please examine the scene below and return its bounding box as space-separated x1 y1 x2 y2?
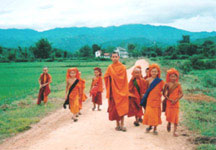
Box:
147 56 216 149
0 58 137 142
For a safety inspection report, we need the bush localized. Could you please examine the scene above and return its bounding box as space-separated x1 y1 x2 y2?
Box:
179 61 192 74
202 73 216 88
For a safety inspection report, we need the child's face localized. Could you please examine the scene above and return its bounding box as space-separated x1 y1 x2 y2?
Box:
169 74 177 82
43 68 48 74
94 70 100 77
111 54 119 63
134 69 141 78
69 71 76 78
150 68 158 78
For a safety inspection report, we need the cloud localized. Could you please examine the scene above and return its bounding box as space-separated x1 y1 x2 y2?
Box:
0 0 215 31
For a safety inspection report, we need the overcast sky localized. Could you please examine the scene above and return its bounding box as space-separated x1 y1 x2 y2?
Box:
0 0 216 32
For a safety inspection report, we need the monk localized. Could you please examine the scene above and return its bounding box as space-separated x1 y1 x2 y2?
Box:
128 66 146 126
78 72 87 115
64 68 82 122
104 52 129 132
163 68 183 137
143 67 149 80
141 64 165 135
37 67 52 106
90 67 103 111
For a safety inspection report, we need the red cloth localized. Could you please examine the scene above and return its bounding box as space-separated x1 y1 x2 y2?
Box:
92 92 102 105
37 73 51 105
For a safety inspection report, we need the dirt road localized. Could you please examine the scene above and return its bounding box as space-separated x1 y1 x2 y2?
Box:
0 59 194 150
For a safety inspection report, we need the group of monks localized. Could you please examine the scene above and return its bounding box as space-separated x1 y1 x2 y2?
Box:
37 52 183 136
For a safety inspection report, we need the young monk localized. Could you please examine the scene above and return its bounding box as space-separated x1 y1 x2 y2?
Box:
37 67 52 106
143 67 149 80
90 67 103 111
163 68 183 137
141 64 165 135
128 66 146 126
104 52 129 132
64 68 82 122
78 72 87 115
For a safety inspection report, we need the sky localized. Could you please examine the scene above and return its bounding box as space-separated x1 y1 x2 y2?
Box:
0 0 216 32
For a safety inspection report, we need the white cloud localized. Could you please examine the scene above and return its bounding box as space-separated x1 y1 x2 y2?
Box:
0 0 215 31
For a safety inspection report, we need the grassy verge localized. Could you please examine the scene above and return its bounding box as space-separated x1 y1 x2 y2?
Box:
147 57 216 149
0 58 137 142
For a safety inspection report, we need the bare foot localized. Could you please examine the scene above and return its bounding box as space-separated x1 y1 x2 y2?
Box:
173 133 178 137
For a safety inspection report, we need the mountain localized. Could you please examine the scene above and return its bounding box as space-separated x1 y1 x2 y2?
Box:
0 24 216 52
193 36 216 44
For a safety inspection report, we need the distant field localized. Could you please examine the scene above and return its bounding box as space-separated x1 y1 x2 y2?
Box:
0 60 111 105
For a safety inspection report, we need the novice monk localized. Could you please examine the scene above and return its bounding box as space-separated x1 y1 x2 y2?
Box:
64 68 82 122
37 67 52 105
141 64 165 135
163 68 183 137
78 72 87 115
104 52 129 132
90 67 103 111
143 68 149 80
128 66 146 126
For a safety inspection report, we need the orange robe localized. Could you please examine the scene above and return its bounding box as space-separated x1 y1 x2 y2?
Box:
104 62 129 121
165 84 181 124
143 81 164 126
69 82 81 114
128 78 146 118
37 73 52 105
79 78 87 110
91 76 103 105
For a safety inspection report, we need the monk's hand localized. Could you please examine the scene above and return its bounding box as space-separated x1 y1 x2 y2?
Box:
171 100 175 104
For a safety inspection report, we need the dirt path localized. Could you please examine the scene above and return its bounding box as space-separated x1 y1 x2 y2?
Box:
0 59 194 150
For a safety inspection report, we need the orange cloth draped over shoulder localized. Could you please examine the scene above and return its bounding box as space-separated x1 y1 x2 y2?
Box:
37 73 52 105
128 66 146 117
66 68 81 114
165 68 181 124
104 61 129 118
143 64 165 126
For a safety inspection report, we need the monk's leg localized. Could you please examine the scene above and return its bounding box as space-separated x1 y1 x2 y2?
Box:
72 113 78 122
44 95 48 106
134 116 139 126
120 116 127 131
167 122 171 132
153 126 158 135
146 126 152 133
173 123 178 137
97 104 101 111
92 103 96 111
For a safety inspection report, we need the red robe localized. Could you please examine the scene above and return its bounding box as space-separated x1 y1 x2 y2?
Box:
90 76 103 105
37 73 51 105
128 78 146 118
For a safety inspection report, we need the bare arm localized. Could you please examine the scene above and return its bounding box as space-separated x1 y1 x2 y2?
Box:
65 80 69 100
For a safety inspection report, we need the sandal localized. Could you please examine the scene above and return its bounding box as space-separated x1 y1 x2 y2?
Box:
153 130 158 135
98 108 101 111
167 124 171 132
115 126 121 131
138 118 143 123
72 117 78 122
92 107 95 111
120 126 127 132
146 126 152 133
133 121 140 127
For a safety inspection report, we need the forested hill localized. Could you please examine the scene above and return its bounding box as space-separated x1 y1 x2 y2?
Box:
0 24 216 52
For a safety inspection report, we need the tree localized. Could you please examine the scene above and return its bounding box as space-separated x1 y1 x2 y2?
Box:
64 51 67 58
179 35 190 43
0 46 3 54
128 44 135 52
79 45 92 57
92 44 101 55
33 38 52 59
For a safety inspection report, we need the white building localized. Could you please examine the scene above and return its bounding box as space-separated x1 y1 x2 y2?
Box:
114 47 129 58
95 50 102 57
